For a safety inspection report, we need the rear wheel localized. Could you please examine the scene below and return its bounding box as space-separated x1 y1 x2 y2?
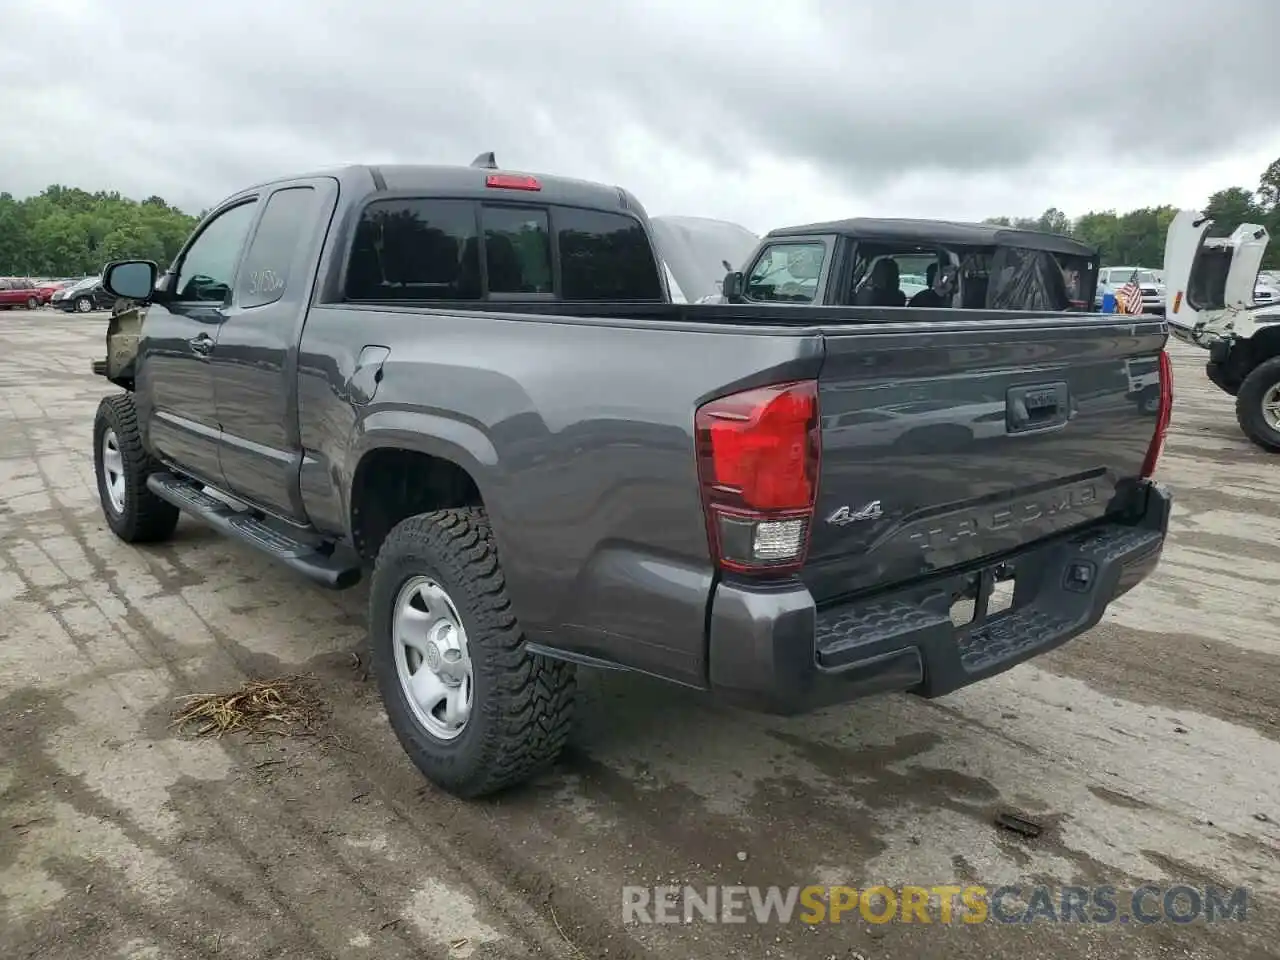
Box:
369 507 576 798
93 394 181 542
76 296 93 313
1235 356 1280 453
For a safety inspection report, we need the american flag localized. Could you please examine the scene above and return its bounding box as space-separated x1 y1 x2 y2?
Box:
1117 270 1145 315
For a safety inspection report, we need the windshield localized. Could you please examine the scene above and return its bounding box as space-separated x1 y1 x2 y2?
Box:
648 216 760 302
1111 268 1158 284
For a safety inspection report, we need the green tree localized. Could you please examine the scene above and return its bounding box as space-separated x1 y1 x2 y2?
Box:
1203 187 1263 235
1256 159 1280 210
1 184 198 277
988 155 1280 270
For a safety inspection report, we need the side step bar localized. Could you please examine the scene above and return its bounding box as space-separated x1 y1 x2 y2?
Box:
146 472 362 589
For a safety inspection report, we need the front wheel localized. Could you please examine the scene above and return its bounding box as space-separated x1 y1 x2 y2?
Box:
368 507 576 798
1235 356 1280 453
26 296 39 309
76 296 93 313
93 394 181 542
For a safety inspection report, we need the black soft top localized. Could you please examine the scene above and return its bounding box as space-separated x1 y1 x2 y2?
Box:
768 217 1098 258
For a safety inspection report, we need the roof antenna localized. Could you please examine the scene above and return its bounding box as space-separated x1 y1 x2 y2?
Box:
470 151 498 170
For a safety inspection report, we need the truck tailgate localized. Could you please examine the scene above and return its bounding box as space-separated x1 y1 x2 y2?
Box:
803 315 1168 604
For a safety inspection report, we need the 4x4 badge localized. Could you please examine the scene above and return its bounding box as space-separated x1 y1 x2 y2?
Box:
826 501 883 526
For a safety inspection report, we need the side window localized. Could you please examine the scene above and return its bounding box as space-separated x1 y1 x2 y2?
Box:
346 198 480 301
556 208 663 300
237 187 319 309
175 200 259 303
745 242 826 302
482 205 551 294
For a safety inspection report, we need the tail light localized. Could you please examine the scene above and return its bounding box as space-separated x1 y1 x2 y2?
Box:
694 380 820 575
1140 349 1173 478
485 173 541 191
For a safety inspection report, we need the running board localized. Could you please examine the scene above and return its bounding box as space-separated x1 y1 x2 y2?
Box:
146 472 362 589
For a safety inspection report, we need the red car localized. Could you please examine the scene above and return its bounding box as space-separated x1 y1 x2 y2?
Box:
0 277 43 309
33 279 71 304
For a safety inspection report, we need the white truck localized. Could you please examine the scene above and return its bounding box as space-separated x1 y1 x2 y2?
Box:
1163 210 1280 451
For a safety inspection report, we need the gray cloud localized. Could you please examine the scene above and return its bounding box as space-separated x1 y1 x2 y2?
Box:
4 0 1278 227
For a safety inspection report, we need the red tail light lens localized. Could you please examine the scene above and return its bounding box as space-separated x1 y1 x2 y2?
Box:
485 173 541 191
1140 349 1173 478
695 380 821 574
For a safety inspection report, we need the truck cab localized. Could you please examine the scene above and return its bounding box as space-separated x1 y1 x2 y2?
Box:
720 218 1100 313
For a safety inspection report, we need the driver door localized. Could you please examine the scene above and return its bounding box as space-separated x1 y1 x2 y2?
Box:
135 197 260 488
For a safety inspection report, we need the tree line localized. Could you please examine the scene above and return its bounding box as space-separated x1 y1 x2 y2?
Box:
4 155 1280 278
985 156 1280 270
0 186 199 278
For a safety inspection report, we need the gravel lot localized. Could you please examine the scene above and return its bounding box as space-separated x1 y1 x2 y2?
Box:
2 309 1278 960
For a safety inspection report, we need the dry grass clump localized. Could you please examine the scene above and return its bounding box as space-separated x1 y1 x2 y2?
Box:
171 675 325 739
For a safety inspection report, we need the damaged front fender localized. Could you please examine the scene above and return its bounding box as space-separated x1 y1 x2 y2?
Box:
92 299 145 389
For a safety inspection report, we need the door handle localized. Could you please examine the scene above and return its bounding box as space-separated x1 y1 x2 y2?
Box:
189 333 214 356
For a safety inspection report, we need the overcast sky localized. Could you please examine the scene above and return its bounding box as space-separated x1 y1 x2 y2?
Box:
4 0 1278 233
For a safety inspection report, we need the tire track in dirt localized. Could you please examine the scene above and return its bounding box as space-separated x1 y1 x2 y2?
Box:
3 478 616 958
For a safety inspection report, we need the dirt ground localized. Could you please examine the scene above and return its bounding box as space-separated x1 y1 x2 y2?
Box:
2 310 1278 960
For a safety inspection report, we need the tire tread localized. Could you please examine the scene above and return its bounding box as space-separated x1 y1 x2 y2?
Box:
370 507 575 798
1234 356 1280 453
94 393 180 542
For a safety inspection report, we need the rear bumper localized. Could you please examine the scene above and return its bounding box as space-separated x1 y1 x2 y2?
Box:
707 481 1172 715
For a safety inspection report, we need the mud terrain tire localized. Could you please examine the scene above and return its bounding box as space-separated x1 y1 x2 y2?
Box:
93 393 181 542
1235 356 1280 453
369 507 576 798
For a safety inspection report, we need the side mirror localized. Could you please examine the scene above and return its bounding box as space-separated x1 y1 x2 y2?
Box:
722 270 745 300
102 260 158 301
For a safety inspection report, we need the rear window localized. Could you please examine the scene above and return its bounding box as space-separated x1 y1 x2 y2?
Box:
556 208 663 300
346 198 481 301
1188 247 1233 312
344 198 663 302
482 205 552 294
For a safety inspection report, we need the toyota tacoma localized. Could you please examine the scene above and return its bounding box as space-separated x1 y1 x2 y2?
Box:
90 157 1174 798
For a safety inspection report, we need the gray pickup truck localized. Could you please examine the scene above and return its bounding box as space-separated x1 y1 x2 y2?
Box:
91 159 1173 798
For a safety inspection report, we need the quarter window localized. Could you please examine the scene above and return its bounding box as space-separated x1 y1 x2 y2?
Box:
482 206 552 294
345 198 481 301
238 187 319 309
175 200 259 303
556 208 663 300
745 242 826 302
